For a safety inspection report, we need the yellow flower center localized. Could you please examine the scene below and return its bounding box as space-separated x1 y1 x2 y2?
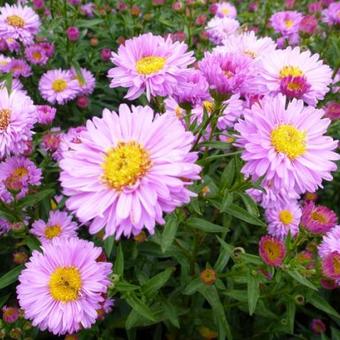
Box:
203 100 214 113
12 167 28 179
0 109 10 130
49 266 82 302
311 211 327 224
102 141 151 191
32 51 42 61
221 8 230 15
285 19 294 28
52 79 67 92
333 254 340 275
6 15 25 28
175 106 183 119
44 224 62 239
271 124 306 159
279 210 293 225
224 70 234 79
136 56 166 75
279 66 303 78
264 240 281 261
244 49 257 59
287 81 302 91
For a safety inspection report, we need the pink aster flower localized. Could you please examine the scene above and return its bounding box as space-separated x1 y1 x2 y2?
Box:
0 88 36 159
59 126 86 154
31 210 78 243
217 94 244 130
172 69 209 105
25 44 48 65
41 127 63 161
40 41 54 57
205 17 240 45
2 306 19 323
321 251 340 281
71 67 96 96
235 94 339 195
265 200 301 239
215 31 276 62
0 4 40 45
60 104 201 239
80 3 95 17
258 46 332 106
259 235 286 267
0 156 42 202
301 201 337 234
3 58 31 77
299 15 318 35
324 102 340 120
17 237 112 335
39 69 79 105
270 11 303 36
311 319 327 335
215 2 237 18
199 51 262 97
108 32 194 101
322 2 340 26
318 225 340 259
36 105 56 125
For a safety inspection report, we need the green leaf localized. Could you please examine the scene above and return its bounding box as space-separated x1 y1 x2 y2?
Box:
17 189 54 209
239 193 259 217
186 218 226 233
183 278 204 295
287 270 318 291
214 244 231 272
162 300 180 328
247 272 260 316
216 237 234 257
222 204 266 227
25 235 41 251
104 236 114 258
224 289 248 303
307 293 340 319
114 243 124 277
198 286 232 340
161 214 178 253
76 18 104 28
125 293 156 322
115 281 140 292
286 300 296 334
0 294 10 308
221 158 235 189
0 265 24 290
142 268 173 298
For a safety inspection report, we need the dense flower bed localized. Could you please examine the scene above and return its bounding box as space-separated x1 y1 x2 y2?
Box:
0 0 340 339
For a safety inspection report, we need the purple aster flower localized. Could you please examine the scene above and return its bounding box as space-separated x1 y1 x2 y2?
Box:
70 67 96 96
80 3 95 17
0 78 24 92
301 201 337 234
318 225 340 259
108 33 194 101
0 4 40 45
258 46 332 106
39 69 79 105
199 51 262 97
0 88 36 158
0 156 42 202
235 94 339 195
0 218 10 235
59 125 86 154
17 237 112 335
25 44 48 65
3 58 31 77
60 104 201 239
39 41 54 57
41 127 63 161
270 11 303 36
215 2 237 18
36 105 56 125
217 94 244 130
172 69 209 105
205 17 239 45
259 235 286 267
322 2 340 26
31 210 78 243
265 200 301 239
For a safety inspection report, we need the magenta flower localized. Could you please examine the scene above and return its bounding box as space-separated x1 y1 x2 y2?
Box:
310 319 326 334
0 88 36 158
270 11 303 36
258 46 332 106
17 238 112 335
41 127 63 161
322 251 340 281
301 201 337 234
199 51 260 97
2 306 19 323
265 200 301 239
235 94 339 195
299 15 318 35
318 225 340 259
324 102 340 120
215 2 237 18
0 156 42 202
3 58 32 78
0 218 9 235
66 26 80 42
259 235 286 267
25 44 48 65
60 104 201 239
322 2 340 26
0 4 40 45
36 105 56 125
108 33 194 101
39 69 79 105
31 210 78 243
